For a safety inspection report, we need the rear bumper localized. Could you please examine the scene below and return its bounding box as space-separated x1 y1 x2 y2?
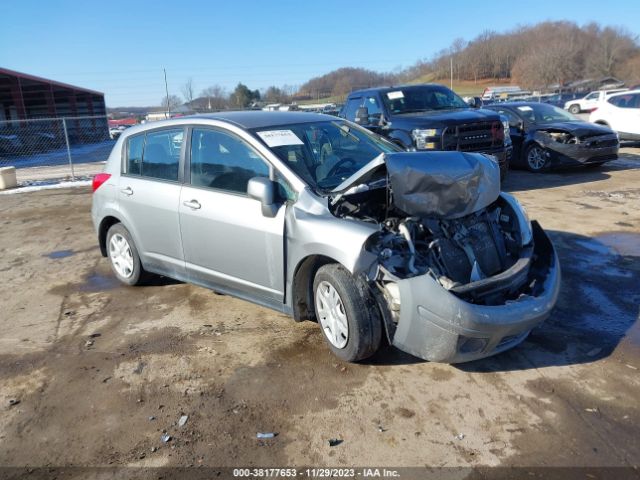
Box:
391 221 560 363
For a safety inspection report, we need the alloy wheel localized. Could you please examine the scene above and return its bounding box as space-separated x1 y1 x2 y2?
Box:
527 146 547 171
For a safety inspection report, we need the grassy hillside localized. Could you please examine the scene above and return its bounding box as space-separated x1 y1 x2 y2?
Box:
297 78 517 105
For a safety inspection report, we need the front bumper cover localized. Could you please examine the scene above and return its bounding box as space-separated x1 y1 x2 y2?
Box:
535 131 619 167
391 221 560 363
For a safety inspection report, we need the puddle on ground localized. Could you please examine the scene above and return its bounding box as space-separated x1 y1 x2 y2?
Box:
44 249 75 259
79 272 121 292
595 232 640 257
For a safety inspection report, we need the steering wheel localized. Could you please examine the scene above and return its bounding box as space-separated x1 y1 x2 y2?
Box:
326 157 356 178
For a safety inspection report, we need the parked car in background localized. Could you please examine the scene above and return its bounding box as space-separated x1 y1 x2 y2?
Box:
589 89 640 141
339 84 509 180
485 102 619 172
481 86 530 103
92 111 560 363
564 88 628 114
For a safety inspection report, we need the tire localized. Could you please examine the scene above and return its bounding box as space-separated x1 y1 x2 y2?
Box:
106 223 148 286
524 143 548 172
313 264 382 362
568 104 581 114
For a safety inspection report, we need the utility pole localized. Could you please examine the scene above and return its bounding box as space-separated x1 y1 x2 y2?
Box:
163 68 170 118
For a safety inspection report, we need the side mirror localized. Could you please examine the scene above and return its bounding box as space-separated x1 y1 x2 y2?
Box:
465 97 480 108
355 106 370 125
247 177 278 217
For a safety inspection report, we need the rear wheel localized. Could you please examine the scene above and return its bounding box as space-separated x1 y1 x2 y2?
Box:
568 104 580 114
524 143 548 172
313 264 382 362
106 223 148 286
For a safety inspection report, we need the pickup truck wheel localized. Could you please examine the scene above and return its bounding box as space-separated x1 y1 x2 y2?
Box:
524 143 548 172
106 223 148 286
568 104 581 114
313 264 382 362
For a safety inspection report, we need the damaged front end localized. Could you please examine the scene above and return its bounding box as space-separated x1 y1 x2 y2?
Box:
330 151 561 363
534 128 619 166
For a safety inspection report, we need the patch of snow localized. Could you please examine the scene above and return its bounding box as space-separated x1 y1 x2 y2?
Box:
0 180 91 195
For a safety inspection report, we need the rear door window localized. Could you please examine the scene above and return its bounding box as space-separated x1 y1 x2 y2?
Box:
125 128 183 181
141 129 183 181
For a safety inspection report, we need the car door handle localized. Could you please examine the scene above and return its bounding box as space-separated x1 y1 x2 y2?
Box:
183 199 201 210
120 186 133 196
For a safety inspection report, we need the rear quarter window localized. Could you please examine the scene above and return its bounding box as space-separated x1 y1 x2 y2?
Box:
126 134 144 175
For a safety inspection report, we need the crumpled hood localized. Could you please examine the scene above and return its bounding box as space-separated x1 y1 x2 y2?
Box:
332 151 501 219
532 121 614 137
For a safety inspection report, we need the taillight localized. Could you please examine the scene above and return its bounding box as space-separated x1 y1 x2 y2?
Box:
92 173 111 192
590 108 598 114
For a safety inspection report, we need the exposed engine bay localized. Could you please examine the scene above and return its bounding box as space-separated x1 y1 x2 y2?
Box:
329 152 536 307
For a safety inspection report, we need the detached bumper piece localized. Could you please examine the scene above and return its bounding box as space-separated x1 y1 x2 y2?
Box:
391 221 560 363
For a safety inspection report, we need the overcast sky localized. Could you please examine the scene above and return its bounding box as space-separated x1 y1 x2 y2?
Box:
2 0 639 107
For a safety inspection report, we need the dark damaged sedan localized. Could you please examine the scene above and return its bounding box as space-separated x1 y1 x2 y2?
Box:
485 102 619 172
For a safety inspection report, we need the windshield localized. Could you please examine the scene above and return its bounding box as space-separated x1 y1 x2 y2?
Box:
252 120 400 191
381 86 469 114
514 104 578 123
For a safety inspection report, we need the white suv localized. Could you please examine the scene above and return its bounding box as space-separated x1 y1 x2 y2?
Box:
564 89 628 114
589 90 640 141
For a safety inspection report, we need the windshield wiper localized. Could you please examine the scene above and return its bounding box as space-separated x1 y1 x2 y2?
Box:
397 108 431 114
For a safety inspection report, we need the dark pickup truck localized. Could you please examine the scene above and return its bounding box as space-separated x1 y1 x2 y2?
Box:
339 84 510 179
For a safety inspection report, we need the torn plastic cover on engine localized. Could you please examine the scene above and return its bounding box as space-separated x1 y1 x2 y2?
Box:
385 151 501 219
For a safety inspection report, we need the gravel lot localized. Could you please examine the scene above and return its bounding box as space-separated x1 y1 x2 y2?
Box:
0 148 639 477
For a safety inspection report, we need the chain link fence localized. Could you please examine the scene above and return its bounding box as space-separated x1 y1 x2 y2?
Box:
0 115 115 184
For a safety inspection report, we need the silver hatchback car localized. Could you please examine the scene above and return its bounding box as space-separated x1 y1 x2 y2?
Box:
92 112 560 363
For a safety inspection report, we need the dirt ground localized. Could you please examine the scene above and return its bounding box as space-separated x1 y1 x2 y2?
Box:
1 148 639 478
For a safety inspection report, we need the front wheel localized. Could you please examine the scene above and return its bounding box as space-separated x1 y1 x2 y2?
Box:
568 104 580 114
313 264 382 362
106 223 148 286
524 143 548 172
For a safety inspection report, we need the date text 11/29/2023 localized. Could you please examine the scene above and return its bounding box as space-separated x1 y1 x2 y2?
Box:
232 468 401 478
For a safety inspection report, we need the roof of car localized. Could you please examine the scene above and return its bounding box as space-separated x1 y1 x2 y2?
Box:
607 88 640 97
188 111 336 129
484 102 554 109
349 83 447 96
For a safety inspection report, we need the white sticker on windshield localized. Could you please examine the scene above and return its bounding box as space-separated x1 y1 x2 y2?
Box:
387 91 404 100
517 106 533 112
257 130 304 147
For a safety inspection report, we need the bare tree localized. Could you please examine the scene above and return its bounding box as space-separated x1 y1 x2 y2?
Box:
160 94 182 112
200 84 229 110
181 78 195 105
587 26 637 78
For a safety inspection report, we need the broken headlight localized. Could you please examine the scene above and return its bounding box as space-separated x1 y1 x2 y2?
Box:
412 128 442 150
500 193 533 246
549 132 577 144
